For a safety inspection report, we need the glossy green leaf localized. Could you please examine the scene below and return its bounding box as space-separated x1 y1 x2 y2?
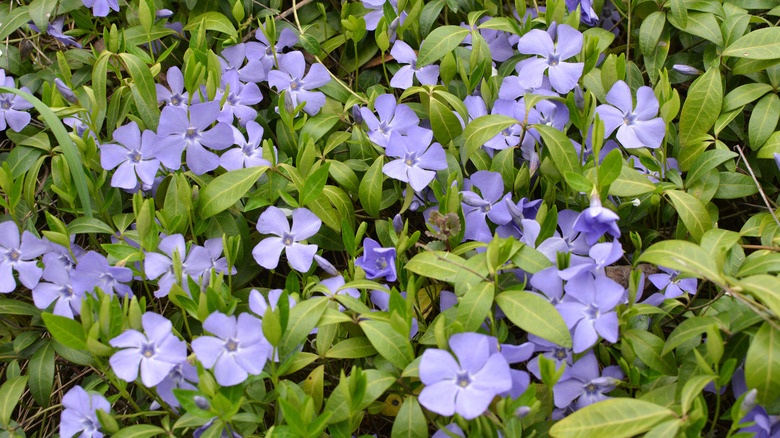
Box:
197 166 268 218
748 93 780 149
665 190 711 242
326 337 377 359
678 66 722 147
685 149 737 186
624 330 677 376
360 320 415 369
608 165 657 197
42 313 86 351
738 275 780 321
359 156 384 218
456 282 494 332
119 53 161 131
461 115 517 164
496 290 571 348
112 425 166 438
535 124 581 176
184 12 238 38
681 375 715 414
550 398 675 438
405 251 464 282
662 317 719 355
391 397 427 438
29 341 55 407
417 26 469 67
0 376 28 428
746 322 780 404
640 12 666 56
280 297 329 357
722 83 773 112
714 172 758 199
668 12 722 45
723 27 780 59
638 240 723 282
670 0 687 29
429 97 462 145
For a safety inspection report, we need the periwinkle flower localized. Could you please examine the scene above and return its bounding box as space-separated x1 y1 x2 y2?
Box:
527 335 573 380
216 70 263 126
100 121 160 189
32 264 82 318
362 0 406 31
268 51 330 116
145 234 212 297
360 94 419 148
553 352 623 410
252 206 322 272
389 40 440 89
154 101 234 175
0 221 48 292
572 195 621 245
72 251 133 298
247 27 299 75
191 312 271 386
220 121 271 171
156 66 189 108
566 0 599 26
515 23 584 94
648 266 697 299
419 332 512 419
202 238 237 276
355 238 397 282
433 424 465 438
595 80 666 149
249 289 296 317
317 275 361 310
46 16 82 48
556 273 623 353
153 362 198 410
482 99 534 152
60 386 111 438
219 43 268 83
0 70 34 132
461 171 513 242
558 240 623 282
109 312 187 387
382 127 447 192
81 0 119 17
462 19 514 62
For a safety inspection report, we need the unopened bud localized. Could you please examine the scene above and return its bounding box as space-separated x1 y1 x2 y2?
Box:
55 78 79 104
352 104 363 125
740 388 758 414
155 9 174 18
672 64 701 76
515 406 531 418
392 214 403 234
193 395 211 410
591 376 621 387
574 85 585 110
314 254 339 275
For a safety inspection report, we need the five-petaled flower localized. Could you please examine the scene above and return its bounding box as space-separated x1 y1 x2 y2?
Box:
515 23 584 94
595 80 666 149
355 238 398 282
268 51 330 116
100 121 161 190
252 206 322 272
382 127 447 192
60 386 111 438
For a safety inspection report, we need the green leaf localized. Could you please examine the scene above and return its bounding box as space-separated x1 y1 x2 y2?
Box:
326 337 377 359
456 282 495 332
301 113 339 142
419 0 445 38
723 27 780 59
681 375 715 414
42 313 86 351
391 397 427 438
722 83 773 112
662 316 718 355
550 398 675 438
678 66 722 147
670 0 687 29
416 26 469 67
0 376 28 428
405 251 463 282
638 240 723 282
684 149 737 186
714 172 758 199
749 93 780 149
29 341 55 407
358 156 384 218
737 252 780 277
668 12 722 45
184 12 238 38
429 97 463 145
746 322 780 404
738 275 780 322
0 6 30 41
623 330 677 376
598 148 623 188
69 217 115 234
461 115 517 165
360 320 415 369
496 290 571 348
113 425 166 438
197 166 268 218
608 165 657 197
119 53 161 131
640 12 666 56
0 297 40 316
535 124 581 177
280 297 329 357
510 244 553 273
665 190 711 242
301 163 331 207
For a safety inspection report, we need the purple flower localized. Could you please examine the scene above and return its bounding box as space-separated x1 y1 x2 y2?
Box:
566 0 599 26
145 234 212 297
249 289 296 317
433 424 465 438
493 341 534 398
648 266 697 299
0 70 34 132
482 99 534 152
0 221 47 292
530 266 565 305
362 0 406 31
247 27 299 76
461 171 513 242
572 195 621 245
46 16 82 48
360 94 419 148
462 19 515 62
156 66 189 108
527 336 573 380
556 273 623 353
596 80 666 149
72 251 133 298
81 0 119 16
515 24 584 94
252 206 321 272
216 70 263 126
60 386 111 438
109 312 187 387
220 121 271 171
219 43 268 83
382 127 447 192
268 51 330 116
389 40 440 89
100 121 160 189
152 362 198 410
154 101 234 175
355 238 397 282
32 263 82 318
191 312 271 386
203 238 237 275
317 275 361 310
558 240 623 282
419 332 512 419
553 352 623 410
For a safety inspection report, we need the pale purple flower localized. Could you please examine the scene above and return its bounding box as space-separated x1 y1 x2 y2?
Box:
81 0 119 17
648 266 697 299
191 312 271 386
482 99 533 152
595 80 666 149
268 51 330 116
462 19 515 62
553 352 623 410
202 238 237 275
60 386 110 438
314 254 339 275
360 94 419 148
566 0 599 26
527 335 573 380
0 70 34 132
419 332 512 419
249 289 296 317
219 43 267 83
492 341 534 398
461 171 513 242
558 240 623 282
100 122 160 189
216 70 263 126
530 266 565 305
556 209 592 255
252 206 321 272
498 71 553 101
556 273 623 353
733 367 780 438
46 16 82 48
71 251 133 298
0 221 48 292
152 362 198 410
382 127 447 191
389 40 440 89
317 275 360 310
154 101 234 175
572 195 621 245
220 121 271 171
362 0 406 31
247 27 299 76
145 234 212 297
109 312 187 387
32 264 82 318
156 66 189 108
355 238 397 282
433 424 465 438
515 24 584 94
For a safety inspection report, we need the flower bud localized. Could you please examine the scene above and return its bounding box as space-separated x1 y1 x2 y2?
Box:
515 406 531 418
392 214 403 234
574 84 585 110
314 254 339 275
193 395 211 410
54 78 79 104
672 64 701 76
740 388 758 414
352 104 363 125
155 9 174 18
591 376 621 387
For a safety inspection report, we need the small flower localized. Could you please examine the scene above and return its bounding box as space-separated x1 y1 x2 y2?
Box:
553 352 623 410
268 51 330 116
419 332 512 419
0 221 48 292
382 127 447 192
252 206 322 272
647 266 697 299
0 70 34 132
60 386 111 438
461 171 513 242
362 0 406 31
216 70 263 126
355 238 397 282
317 275 360 310
100 121 161 189
595 80 666 149
71 251 133 298
109 312 187 387
247 27 299 76
566 0 599 26
556 273 623 353
47 16 82 48
191 312 271 386
515 24 584 94
32 262 82 318
156 66 189 108
389 40 440 89
572 195 621 245
219 43 268 83
220 121 271 171
360 94 419 148
145 234 212 297
153 362 199 410
81 0 119 17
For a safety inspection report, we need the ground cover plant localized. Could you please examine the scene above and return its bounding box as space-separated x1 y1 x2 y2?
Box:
1 0 780 436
